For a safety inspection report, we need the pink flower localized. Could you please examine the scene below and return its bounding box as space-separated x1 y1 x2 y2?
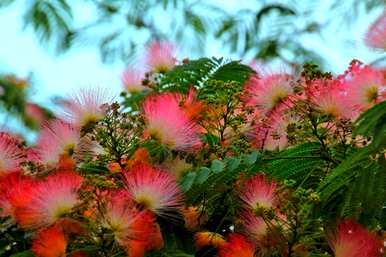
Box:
0 171 34 219
306 78 354 119
14 171 83 229
145 41 176 73
243 73 294 113
241 211 268 242
341 61 385 114
102 190 155 246
36 119 80 166
218 233 255 257
123 164 184 217
32 226 67 257
329 220 382 257
240 174 277 211
60 88 111 128
365 11 386 50
0 132 24 174
121 67 148 93
249 108 290 151
143 92 202 152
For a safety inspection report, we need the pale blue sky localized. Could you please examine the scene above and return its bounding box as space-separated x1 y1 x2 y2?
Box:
0 0 384 137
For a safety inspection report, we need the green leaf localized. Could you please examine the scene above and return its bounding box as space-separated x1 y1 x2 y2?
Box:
195 167 210 184
354 101 386 149
10 251 34 257
180 172 197 191
226 157 241 171
211 159 225 173
265 142 325 181
243 151 260 165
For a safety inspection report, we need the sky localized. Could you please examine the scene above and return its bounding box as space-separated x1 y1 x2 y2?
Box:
0 0 384 137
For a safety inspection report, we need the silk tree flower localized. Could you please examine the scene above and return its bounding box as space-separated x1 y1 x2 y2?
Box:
121 67 148 93
32 226 67 257
102 190 155 246
145 41 176 73
194 231 226 249
142 92 202 152
36 119 80 166
243 73 294 113
341 61 385 114
365 11 386 50
240 174 278 212
329 220 382 257
0 132 24 174
218 233 255 257
60 88 111 129
0 171 34 219
14 171 83 229
241 211 268 242
306 78 354 119
123 164 184 217
250 108 290 151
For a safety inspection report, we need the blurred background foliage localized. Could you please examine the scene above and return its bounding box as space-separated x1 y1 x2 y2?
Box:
0 0 384 65
0 0 384 135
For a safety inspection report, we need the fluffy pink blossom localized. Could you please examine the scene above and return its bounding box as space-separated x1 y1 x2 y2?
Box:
240 174 277 211
0 171 34 219
123 164 184 217
306 79 354 119
0 132 24 174
14 171 83 229
329 220 382 257
60 88 111 128
121 67 148 93
243 73 294 113
145 41 176 73
143 92 202 152
249 108 290 151
341 61 385 114
36 119 80 166
102 190 155 246
365 11 386 50
241 211 268 242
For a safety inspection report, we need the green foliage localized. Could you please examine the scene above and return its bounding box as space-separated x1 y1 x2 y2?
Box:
354 101 386 150
265 142 326 183
159 57 255 92
6 0 380 65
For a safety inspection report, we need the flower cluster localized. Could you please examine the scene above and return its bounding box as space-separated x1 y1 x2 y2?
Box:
0 40 385 257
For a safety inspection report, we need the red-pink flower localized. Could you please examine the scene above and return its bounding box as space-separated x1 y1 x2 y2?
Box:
307 79 354 119
218 233 255 257
102 190 155 246
365 11 386 50
123 164 184 217
32 226 67 257
341 61 385 114
0 132 24 173
243 73 294 113
36 119 80 166
145 41 176 73
14 171 83 229
60 88 111 128
121 67 148 93
240 174 277 211
241 211 268 242
0 171 34 219
249 108 290 151
329 220 382 257
142 92 202 151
